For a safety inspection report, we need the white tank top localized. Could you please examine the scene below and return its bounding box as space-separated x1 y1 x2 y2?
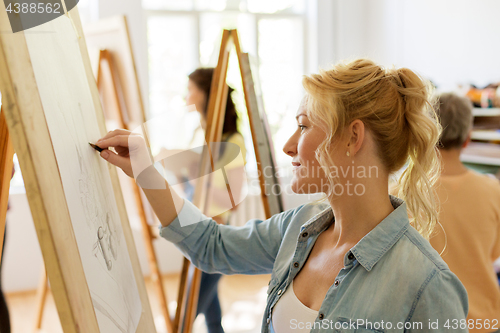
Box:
271 280 319 332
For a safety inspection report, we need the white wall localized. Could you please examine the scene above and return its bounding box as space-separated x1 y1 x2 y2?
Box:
2 194 44 292
98 0 150 116
94 0 500 105
330 0 500 90
397 0 500 89
315 0 335 69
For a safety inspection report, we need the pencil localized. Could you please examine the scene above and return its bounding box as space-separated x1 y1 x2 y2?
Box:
89 142 106 152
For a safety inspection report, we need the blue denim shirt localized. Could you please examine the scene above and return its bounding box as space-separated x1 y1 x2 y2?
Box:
159 195 468 332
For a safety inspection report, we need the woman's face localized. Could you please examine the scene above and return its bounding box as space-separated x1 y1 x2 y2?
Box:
186 79 207 116
283 100 329 194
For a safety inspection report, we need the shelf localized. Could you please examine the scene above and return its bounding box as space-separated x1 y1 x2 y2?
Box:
473 108 500 117
461 142 500 166
471 130 500 141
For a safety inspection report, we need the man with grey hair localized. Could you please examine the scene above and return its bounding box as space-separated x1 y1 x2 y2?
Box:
430 92 500 332
436 92 474 171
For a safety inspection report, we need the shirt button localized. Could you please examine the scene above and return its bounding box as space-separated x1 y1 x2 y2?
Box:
348 253 354 260
277 289 282 295
334 280 340 286
318 313 324 320
293 262 299 268
302 232 308 238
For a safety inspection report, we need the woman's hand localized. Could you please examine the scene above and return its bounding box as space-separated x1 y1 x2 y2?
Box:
96 129 152 180
97 129 184 227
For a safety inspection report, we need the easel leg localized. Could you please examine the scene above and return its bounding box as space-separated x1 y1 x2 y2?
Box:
174 258 190 333
33 267 48 332
183 268 202 333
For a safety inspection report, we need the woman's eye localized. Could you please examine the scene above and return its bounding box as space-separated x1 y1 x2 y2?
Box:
298 125 306 131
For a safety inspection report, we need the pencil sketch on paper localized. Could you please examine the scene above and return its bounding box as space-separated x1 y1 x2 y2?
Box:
75 141 119 272
94 215 118 271
23 14 142 333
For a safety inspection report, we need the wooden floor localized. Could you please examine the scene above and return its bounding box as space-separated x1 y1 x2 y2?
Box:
5 273 271 333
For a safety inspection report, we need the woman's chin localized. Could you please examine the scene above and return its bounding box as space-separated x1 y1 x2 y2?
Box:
290 179 322 194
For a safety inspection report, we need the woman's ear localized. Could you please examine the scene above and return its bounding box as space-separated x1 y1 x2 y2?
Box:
348 119 365 156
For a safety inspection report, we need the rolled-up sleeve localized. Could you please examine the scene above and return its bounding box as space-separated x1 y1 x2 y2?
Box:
159 199 298 275
408 269 468 332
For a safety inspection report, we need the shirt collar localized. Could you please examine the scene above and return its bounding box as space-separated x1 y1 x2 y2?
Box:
350 195 409 271
301 195 409 272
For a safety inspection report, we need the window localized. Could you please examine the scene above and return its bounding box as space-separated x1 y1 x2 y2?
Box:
145 0 314 174
77 0 99 26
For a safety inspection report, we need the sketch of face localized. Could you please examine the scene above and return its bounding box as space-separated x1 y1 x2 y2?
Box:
283 99 328 194
94 214 118 271
106 214 118 261
97 226 112 270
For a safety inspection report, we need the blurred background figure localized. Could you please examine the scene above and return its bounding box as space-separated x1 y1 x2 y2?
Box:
430 92 500 332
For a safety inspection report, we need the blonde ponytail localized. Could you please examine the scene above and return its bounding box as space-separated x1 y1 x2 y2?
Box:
392 68 442 239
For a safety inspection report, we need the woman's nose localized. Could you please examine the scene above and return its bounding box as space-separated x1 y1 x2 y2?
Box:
283 135 297 157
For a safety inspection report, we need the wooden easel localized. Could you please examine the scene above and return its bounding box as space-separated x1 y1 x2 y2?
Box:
33 43 174 333
0 5 156 332
173 29 283 333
